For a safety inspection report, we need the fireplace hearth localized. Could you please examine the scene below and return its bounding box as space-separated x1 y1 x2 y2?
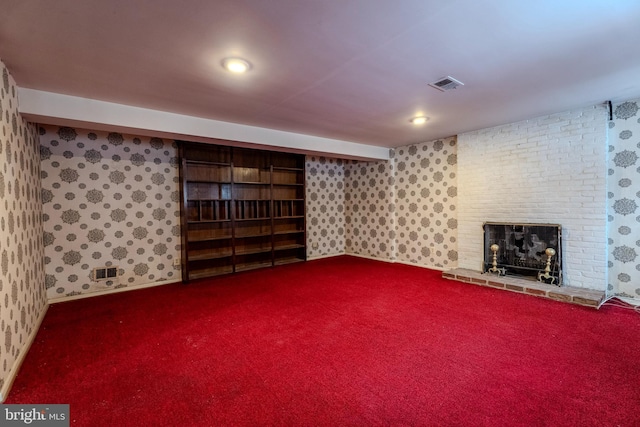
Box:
483 223 562 286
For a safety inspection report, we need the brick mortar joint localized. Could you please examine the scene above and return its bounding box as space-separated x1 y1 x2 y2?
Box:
444 269 603 309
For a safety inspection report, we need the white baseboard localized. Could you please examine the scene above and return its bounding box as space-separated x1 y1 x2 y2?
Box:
392 259 447 271
307 252 346 261
344 252 392 262
49 278 182 304
614 296 640 307
0 302 49 402
344 252 448 271
307 252 386 263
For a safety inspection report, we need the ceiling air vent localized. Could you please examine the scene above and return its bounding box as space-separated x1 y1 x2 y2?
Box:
429 76 464 92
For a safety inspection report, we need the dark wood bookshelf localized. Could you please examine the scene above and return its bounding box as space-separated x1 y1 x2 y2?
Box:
179 142 306 282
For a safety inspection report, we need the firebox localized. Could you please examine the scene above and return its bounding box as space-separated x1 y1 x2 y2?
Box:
483 222 562 286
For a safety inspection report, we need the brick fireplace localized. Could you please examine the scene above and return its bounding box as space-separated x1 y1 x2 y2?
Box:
445 220 602 309
452 105 608 304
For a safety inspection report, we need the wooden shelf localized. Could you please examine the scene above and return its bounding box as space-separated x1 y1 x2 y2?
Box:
274 244 305 251
236 232 272 238
189 235 233 242
236 247 272 256
236 261 274 273
274 230 304 235
273 166 304 171
187 180 231 184
274 257 305 266
179 142 306 282
189 266 233 279
189 251 233 261
186 160 230 167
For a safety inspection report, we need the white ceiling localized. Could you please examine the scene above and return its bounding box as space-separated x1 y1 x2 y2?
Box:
2 0 640 152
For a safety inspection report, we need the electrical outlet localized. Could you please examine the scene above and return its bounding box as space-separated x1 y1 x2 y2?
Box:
173 258 181 267
312 242 319 250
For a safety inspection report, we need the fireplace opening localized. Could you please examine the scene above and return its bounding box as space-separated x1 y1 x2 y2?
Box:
483 223 562 286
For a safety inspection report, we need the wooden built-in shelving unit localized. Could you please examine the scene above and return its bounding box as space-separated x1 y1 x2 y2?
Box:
179 142 306 281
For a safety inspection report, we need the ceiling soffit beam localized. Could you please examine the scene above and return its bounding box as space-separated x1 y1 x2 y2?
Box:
17 88 390 161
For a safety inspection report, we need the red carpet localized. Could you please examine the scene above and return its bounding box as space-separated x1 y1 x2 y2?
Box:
6 256 640 426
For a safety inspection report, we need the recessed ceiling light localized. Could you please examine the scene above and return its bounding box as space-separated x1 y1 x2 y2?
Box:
410 116 429 125
221 57 251 73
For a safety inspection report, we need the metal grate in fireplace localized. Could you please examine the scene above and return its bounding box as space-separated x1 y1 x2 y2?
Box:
483 223 562 286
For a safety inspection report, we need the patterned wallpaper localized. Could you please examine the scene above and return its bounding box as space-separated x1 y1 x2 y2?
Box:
40 126 181 301
0 60 46 393
608 98 640 301
306 157 346 259
344 158 396 260
307 137 459 270
393 137 458 269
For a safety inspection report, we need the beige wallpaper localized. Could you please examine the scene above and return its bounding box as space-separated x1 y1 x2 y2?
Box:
0 60 46 393
344 159 396 259
306 138 459 270
392 137 458 269
608 98 640 300
40 126 182 300
306 156 346 259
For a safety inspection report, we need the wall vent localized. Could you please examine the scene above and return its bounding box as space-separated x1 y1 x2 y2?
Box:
93 266 119 281
429 76 464 92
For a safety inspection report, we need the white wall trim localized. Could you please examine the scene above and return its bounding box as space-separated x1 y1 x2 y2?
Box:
393 259 446 271
613 296 640 307
344 252 390 262
344 252 446 271
0 303 49 402
307 252 346 261
18 88 390 161
48 278 182 304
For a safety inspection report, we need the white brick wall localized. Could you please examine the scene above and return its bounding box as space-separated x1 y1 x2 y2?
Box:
457 105 608 290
